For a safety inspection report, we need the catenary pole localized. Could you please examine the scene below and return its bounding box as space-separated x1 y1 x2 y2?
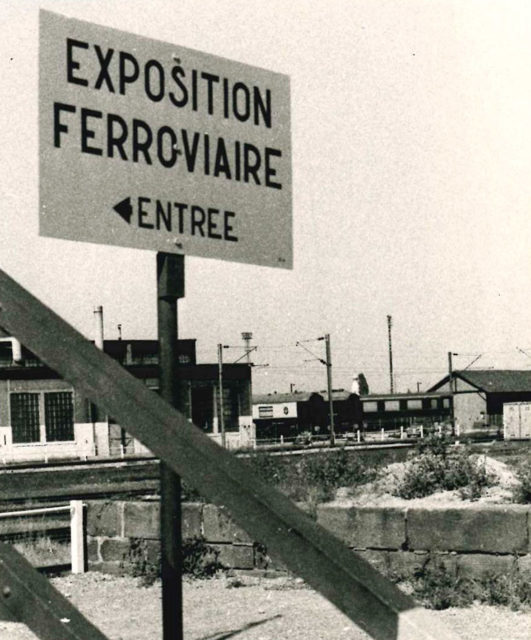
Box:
157 253 185 640
325 333 335 446
448 351 456 435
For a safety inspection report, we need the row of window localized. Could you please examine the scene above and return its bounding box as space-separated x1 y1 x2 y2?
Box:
362 398 450 413
8 392 74 444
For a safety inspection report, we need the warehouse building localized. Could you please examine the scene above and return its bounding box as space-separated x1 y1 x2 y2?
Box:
0 333 253 463
428 369 531 432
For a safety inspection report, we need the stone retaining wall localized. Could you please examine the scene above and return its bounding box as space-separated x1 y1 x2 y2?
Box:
316 503 531 580
86 500 531 580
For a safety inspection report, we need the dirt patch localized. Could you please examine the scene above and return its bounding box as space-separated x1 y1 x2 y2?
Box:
0 573 529 640
333 455 521 508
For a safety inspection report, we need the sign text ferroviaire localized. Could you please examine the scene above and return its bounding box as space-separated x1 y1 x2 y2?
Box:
39 10 292 268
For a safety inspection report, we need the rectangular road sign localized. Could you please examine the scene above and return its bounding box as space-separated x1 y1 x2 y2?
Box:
39 10 292 269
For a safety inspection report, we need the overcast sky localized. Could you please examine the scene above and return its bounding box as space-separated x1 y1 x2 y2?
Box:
1 0 530 394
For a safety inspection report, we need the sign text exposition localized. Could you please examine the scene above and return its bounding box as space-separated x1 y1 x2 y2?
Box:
40 10 292 268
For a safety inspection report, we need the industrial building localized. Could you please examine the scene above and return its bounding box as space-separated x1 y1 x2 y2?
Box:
428 369 531 432
0 332 253 463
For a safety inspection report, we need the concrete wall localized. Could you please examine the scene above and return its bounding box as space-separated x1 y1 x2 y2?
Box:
86 500 531 580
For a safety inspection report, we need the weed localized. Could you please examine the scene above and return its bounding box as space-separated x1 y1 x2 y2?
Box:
512 459 531 504
126 538 160 587
394 440 494 500
126 535 223 586
402 564 531 611
182 536 223 579
246 449 377 506
410 565 472 610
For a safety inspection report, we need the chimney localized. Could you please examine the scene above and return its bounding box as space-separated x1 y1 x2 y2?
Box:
94 306 104 350
11 338 22 362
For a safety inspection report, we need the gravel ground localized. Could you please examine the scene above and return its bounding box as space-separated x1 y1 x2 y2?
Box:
0 573 529 640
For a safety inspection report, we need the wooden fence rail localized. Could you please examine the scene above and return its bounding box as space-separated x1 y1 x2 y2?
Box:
0 268 460 640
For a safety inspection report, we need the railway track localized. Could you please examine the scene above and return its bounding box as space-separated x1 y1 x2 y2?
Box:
0 436 519 505
0 456 161 504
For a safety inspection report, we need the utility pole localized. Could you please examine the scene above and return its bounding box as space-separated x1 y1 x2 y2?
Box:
217 343 226 447
387 315 394 393
448 351 456 434
324 333 335 446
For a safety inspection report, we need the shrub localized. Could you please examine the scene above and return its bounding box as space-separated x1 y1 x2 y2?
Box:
126 535 223 586
409 565 472 610
245 449 377 507
127 538 160 587
513 459 531 504
182 536 223 579
404 564 531 611
394 442 493 500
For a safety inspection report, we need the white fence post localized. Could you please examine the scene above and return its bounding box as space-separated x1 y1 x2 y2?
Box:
70 500 85 574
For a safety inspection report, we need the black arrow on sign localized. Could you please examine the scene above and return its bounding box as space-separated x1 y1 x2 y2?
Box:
113 197 133 224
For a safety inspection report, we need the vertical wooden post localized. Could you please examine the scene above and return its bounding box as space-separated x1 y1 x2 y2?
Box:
157 253 185 640
70 500 85 574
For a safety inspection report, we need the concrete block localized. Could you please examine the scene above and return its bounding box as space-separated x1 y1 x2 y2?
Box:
316 505 406 549
428 552 458 577
123 502 159 539
182 503 203 539
458 554 517 579
354 549 389 575
87 538 100 563
202 504 252 543
99 537 131 563
214 543 255 569
253 543 287 571
86 501 122 537
517 554 531 579
408 506 529 553
388 551 429 579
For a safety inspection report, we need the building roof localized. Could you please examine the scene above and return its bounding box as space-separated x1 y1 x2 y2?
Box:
319 390 358 402
253 391 322 405
361 391 449 401
429 369 531 393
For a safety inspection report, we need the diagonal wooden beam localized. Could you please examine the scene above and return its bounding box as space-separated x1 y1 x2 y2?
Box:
0 268 461 640
0 543 109 639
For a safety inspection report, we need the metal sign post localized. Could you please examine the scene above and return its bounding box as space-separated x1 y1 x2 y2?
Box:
38 11 292 640
157 253 184 640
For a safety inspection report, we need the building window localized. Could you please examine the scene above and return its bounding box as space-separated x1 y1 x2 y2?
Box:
0 342 13 367
363 401 378 412
442 398 450 408
10 391 74 444
44 392 74 441
384 400 400 412
10 393 40 443
258 405 273 418
408 399 423 410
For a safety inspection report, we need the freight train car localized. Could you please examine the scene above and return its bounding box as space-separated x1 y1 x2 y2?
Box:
252 390 452 443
